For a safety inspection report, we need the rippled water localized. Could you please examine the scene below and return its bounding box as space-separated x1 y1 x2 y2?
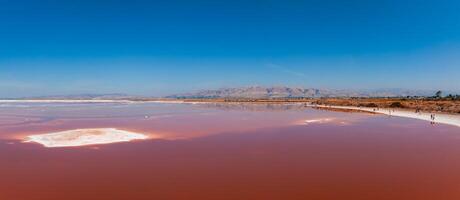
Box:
1 102 459 200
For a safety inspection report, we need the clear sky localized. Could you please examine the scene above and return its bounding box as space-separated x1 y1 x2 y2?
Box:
1 0 459 97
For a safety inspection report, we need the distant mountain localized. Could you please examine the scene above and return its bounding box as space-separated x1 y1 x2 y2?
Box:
11 87 451 100
20 93 136 100
167 86 438 99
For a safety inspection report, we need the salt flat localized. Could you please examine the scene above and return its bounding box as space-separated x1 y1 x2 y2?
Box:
26 128 148 147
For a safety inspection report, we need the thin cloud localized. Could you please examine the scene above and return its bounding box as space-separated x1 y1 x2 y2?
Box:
266 63 307 78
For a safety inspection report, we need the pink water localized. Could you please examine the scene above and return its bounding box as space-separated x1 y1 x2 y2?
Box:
1 102 460 200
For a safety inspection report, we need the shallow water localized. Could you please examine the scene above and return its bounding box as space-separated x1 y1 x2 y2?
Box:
1 102 460 200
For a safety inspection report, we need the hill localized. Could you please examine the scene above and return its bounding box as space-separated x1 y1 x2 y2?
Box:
167 86 436 99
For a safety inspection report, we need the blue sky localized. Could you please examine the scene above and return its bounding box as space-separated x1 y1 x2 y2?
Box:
1 0 460 97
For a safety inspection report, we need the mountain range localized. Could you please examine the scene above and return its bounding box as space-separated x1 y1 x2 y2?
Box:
9 86 451 100
167 86 441 99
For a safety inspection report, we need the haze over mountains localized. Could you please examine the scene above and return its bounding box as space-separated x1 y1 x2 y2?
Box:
167 86 440 99
7 86 451 100
12 93 136 100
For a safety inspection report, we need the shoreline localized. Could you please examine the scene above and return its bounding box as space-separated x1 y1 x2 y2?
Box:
310 104 460 128
0 99 134 103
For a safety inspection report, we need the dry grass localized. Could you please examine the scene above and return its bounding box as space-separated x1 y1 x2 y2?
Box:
311 98 460 114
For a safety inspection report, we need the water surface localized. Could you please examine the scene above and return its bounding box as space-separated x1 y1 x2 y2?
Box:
1 102 459 200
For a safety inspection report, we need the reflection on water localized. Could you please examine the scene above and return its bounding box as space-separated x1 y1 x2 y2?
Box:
0 102 366 140
195 102 311 111
1 102 460 200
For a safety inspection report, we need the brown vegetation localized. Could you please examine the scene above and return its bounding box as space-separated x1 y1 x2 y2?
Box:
311 98 460 114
